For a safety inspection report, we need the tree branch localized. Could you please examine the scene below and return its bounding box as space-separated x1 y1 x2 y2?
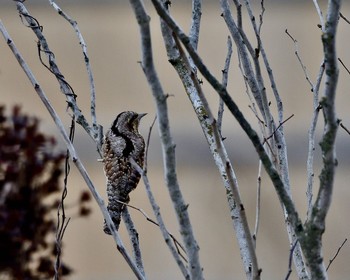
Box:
48 0 102 150
16 2 101 154
151 0 302 240
128 1 203 278
302 1 342 279
326 238 347 271
218 36 233 135
0 20 145 280
121 208 145 277
130 159 189 278
157 2 261 277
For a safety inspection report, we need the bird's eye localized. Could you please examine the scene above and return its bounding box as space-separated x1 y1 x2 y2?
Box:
129 114 137 123
128 114 138 127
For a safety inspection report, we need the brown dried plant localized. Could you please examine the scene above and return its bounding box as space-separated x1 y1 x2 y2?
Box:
0 105 91 279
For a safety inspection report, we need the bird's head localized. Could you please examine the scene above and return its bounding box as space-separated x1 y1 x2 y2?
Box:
111 111 147 135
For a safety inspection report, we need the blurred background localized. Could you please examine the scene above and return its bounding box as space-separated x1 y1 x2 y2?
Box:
1 0 350 279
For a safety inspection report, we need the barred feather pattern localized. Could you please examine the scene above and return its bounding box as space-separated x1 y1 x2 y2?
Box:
102 111 145 234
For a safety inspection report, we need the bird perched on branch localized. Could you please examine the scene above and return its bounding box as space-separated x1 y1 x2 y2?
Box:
102 111 146 234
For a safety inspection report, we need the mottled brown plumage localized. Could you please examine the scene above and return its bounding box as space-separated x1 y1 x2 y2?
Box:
102 111 146 234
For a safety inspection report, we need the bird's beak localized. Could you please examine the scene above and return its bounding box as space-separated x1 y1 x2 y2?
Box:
137 113 147 120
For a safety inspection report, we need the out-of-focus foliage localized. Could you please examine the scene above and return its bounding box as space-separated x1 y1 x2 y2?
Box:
0 105 91 279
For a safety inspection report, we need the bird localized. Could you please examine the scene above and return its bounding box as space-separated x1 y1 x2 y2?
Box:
102 111 146 234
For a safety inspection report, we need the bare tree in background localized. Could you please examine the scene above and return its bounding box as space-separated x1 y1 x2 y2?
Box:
0 0 347 279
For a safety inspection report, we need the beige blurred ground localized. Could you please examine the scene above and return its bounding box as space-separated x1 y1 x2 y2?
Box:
1 1 350 279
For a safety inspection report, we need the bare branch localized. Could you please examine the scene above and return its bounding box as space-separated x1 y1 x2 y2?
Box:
338 57 350 75
130 158 189 278
312 0 325 32
326 238 348 271
253 160 262 247
340 12 350 24
122 209 145 277
303 1 342 278
151 0 302 236
221 0 266 117
312 0 340 228
47 0 102 148
160 8 260 277
54 119 75 280
144 115 157 173
306 62 325 220
339 122 350 135
128 1 203 278
188 0 202 50
242 0 284 133
3 1 345 279
118 199 188 263
154 2 309 277
218 36 233 135
285 241 299 280
263 114 294 144
16 2 101 153
285 29 314 90
0 21 145 280
258 0 265 35
54 209 71 279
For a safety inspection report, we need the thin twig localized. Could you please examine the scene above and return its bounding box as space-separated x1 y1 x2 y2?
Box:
248 104 278 161
298 3 327 222
54 118 75 279
263 114 294 144
285 29 314 90
253 160 262 248
326 238 348 271
218 36 233 136
36 41 77 99
258 0 265 35
340 12 350 24
54 213 70 280
248 105 265 127
312 0 325 32
340 122 350 135
306 62 325 221
144 115 157 173
338 58 350 75
118 199 187 263
285 240 299 280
